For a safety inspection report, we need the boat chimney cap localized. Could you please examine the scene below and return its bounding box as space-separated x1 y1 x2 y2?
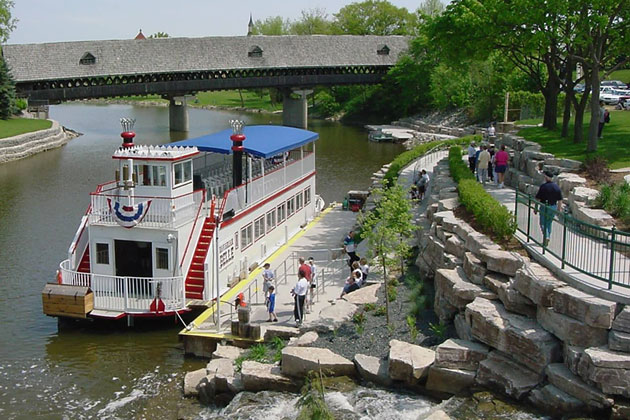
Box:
120 117 136 148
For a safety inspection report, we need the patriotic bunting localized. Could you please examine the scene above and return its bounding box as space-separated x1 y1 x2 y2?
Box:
107 199 152 228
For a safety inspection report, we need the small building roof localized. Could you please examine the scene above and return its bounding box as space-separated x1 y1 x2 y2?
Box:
135 29 146 40
170 125 318 158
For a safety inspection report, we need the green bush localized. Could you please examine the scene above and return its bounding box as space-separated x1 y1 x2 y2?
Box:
383 136 479 186
387 284 397 302
597 182 630 225
449 146 516 241
374 305 387 316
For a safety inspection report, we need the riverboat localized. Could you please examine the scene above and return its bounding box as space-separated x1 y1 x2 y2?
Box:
43 120 322 324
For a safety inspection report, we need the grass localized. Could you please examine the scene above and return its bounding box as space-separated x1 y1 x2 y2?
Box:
0 118 53 139
516 109 630 169
609 69 630 84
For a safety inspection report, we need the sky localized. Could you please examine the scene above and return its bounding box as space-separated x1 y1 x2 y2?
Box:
8 0 427 45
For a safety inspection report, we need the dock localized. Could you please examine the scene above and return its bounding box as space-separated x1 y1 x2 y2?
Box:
180 204 359 356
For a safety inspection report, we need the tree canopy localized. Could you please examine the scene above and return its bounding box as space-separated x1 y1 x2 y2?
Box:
333 0 415 35
0 0 15 43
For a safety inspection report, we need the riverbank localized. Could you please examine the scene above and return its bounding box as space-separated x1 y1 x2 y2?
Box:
0 119 80 164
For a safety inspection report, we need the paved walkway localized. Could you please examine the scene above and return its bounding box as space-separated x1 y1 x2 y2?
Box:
482 182 630 304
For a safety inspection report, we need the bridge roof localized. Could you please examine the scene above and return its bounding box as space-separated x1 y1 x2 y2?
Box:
2 35 409 82
169 125 318 158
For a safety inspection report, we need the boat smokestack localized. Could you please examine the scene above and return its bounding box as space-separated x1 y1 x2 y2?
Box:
230 120 245 188
120 118 136 149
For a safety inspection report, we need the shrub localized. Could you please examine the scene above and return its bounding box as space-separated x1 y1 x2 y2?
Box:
449 146 516 241
364 303 377 312
387 285 397 302
428 321 447 342
383 136 478 186
406 315 419 342
596 182 630 225
352 311 366 325
374 305 387 316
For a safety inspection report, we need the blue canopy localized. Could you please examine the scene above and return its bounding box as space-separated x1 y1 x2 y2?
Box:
169 125 318 158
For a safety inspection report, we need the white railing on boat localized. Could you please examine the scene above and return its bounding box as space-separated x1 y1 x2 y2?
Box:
88 189 204 229
222 152 315 215
59 260 186 314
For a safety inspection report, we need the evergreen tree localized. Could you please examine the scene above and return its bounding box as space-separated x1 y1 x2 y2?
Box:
0 55 16 119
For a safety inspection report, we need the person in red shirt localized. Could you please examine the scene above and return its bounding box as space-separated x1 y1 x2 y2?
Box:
298 257 312 282
493 145 509 188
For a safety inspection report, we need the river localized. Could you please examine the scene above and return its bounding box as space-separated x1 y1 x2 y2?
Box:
0 103 409 419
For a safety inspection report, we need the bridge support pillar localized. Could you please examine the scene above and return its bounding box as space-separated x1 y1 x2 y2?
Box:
168 96 189 132
282 89 312 129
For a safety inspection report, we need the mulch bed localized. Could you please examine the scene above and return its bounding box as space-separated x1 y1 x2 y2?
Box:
311 262 455 361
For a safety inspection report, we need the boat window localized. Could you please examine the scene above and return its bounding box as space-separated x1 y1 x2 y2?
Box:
174 161 192 187
296 193 303 210
277 203 286 224
287 197 295 217
241 224 253 249
254 216 265 241
156 247 169 270
96 243 109 265
266 210 276 233
304 187 311 205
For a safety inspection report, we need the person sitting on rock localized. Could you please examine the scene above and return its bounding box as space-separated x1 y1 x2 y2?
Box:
340 271 361 298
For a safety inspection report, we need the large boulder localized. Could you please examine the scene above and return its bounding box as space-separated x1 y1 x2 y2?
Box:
183 368 207 397
310 299 357 332
241 361 298 392
463 252 486 285
564 345 585 375
454 313 473 341
537 306 608 347
512 263 565 307
479 249 528 277
527 384 585 416
465 297 561 373
343 283 381 305
496 281 536 318
465 232 502 257
609 330 630 353
354 353 391 386
476 351 541 400
263 325 301 341
612 305 630 333
435 267 496 311
212 344 243 361
281 347 355 378
578 346 630 397
206 358 234 377
482 272 509 295
388 339 436 383
444 234 465 259
557 173 586 197
569 186 600 207
288 331 319 347
571 203 615 227
546 363 613 409
425 365 476 394
434 338 489 371
552 286 617 329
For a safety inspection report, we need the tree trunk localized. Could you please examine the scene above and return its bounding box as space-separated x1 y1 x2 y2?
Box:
542 56 561 130
238 89 245 108
382 253 389 325
587 68 601 152
561 91 572 138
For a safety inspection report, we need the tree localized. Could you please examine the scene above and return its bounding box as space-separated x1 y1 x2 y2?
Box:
148 32 169 38
0 0 16 43
0 55 16 119
360 183 417 324
290 8 334 35
252 16 290 35
333 0 415 35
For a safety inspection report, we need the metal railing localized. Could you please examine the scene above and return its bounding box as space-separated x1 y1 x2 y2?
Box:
59 260 186 313
515 191 630 289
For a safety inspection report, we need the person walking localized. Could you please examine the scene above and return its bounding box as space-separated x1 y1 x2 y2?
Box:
476 145 491 185
468 142 477 173
298 257 312 282
344 230 359 269
474 147 482 182
494 145 509 188
266 286 278 322
306 257 317 313
292 269 309 326
417 169 430 201
488 145 495 183
534 170 563 247
598 101 608 139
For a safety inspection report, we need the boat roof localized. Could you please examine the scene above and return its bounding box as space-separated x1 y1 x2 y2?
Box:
169 125 318 158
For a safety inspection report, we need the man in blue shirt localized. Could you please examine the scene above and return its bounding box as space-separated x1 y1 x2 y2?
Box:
534 171 563 247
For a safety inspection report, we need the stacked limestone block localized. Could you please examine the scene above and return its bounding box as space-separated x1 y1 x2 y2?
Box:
417 158 630 418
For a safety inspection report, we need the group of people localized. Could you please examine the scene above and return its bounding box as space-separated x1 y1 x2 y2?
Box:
340 230 369 298
262 257 318 327
467 141 509 188
410 169 430 201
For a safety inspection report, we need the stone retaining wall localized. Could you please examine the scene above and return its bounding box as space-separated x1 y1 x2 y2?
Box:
416 158 630 419
0 120 78 164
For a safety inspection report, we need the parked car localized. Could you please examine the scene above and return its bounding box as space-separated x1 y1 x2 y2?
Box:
574 83 585 93
601 80 628 89
600 87 629 105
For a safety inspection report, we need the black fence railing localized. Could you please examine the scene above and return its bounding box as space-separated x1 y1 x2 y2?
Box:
515 191 630 289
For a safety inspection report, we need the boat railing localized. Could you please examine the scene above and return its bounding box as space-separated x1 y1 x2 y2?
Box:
179 190 209 272
88 189 204 229
58 260 186 313
220 152 315 216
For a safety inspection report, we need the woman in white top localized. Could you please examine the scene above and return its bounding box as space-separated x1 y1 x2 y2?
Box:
359 257 369 284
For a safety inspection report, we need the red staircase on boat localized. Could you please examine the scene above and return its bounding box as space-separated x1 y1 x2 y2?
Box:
77 248 91 273
185 217 215 300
